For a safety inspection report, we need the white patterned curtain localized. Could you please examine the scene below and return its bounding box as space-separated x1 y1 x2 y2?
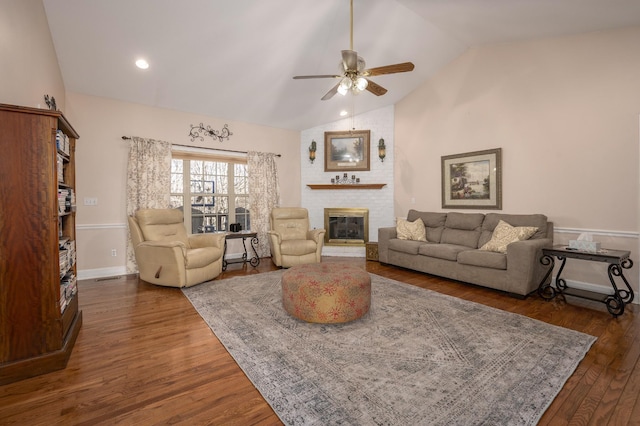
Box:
126 137 172 273
247 151 280 258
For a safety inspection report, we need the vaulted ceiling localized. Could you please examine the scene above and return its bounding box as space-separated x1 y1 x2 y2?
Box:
43 0 640 131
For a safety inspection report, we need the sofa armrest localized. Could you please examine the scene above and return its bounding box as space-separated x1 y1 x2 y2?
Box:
134 242 188 286
267 230 282 244
504 238 553 294
139 240 187 249
188 232 226 249
307 228 326 244
378 226 397 264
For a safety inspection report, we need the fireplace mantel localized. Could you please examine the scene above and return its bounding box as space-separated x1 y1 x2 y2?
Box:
307 184 386 190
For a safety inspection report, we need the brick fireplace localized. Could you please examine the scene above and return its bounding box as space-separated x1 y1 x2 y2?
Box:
300 105 395 257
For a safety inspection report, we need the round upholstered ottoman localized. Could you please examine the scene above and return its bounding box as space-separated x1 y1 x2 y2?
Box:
281 263 371 323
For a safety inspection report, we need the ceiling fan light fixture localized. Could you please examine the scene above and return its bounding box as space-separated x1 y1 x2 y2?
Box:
338 77 352 96
355 77 368 92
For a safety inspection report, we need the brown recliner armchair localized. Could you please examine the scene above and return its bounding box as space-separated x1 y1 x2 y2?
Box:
128 208 226 287
268 207 325 268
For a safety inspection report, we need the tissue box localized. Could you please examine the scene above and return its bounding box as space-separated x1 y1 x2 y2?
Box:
569 240 601 252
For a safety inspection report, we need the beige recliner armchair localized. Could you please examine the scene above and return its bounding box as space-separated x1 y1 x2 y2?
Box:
268 207 325 268
128 208 226 287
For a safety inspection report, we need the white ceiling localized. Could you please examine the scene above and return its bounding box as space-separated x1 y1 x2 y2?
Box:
42 0 640 131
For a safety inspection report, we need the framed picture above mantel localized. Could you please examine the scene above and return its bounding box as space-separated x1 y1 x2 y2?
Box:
324 130 370 172
441 148 502 210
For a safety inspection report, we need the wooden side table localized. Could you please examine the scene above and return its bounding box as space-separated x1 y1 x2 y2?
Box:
538 245 634 316
223 231 260 271
366 242 379 261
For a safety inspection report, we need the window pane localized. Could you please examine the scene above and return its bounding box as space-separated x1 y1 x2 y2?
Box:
235 196 250 230
171 159 183 173
234 176 248 194
217 176 229 193
170 196 183 209
216 196 229 214
234 164 248 194
171 159 183 193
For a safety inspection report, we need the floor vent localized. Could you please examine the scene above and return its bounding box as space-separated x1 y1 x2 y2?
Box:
95 276 122 282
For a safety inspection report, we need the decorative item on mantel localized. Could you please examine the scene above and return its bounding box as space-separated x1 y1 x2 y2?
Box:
378 138 386 162
44 94 57 111
189 122 233 142
331 173 361 185
309 140 317 163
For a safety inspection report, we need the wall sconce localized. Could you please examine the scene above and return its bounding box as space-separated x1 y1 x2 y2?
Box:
378 138 386 162
309 140 317 163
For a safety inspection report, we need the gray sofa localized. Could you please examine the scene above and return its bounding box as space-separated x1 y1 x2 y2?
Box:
378 210 553 297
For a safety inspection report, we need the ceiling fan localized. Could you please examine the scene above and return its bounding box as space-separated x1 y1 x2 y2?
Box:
293 0 415 101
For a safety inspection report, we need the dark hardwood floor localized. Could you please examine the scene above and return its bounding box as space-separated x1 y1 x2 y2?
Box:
1 257 638 425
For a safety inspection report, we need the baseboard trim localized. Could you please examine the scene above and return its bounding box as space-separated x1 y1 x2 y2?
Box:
76 223 127 230
78 266 128 280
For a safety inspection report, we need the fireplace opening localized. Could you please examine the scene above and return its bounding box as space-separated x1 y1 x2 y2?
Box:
324 208 369 246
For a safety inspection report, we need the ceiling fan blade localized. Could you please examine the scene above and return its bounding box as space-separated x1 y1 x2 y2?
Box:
321 83 340 101
363 62 415 77
342 50 358 71
293 74 341 79
365 79 387 96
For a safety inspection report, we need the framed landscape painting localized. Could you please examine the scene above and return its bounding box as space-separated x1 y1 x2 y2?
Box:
324 130 370 172
441 148 502 209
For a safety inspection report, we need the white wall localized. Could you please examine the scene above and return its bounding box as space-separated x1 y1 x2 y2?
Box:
395 27 640 295
0 0 65 109
301 105 395 257
64 92 301 278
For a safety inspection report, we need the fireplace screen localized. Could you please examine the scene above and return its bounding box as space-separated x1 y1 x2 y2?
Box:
324 208 369 246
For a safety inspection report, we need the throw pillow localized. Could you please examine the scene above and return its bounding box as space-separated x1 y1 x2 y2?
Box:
396 217 427 241
480 220 538 253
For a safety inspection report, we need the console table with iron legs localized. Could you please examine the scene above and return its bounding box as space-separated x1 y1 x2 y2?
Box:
222 232 260 271
538 245 634 317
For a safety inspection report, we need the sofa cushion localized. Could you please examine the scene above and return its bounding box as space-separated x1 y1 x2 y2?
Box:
444 212 485 230
281 239 318 256
418 244 470 261
407 210 446 242
407 210 446 228
440 228 481 248
396 217 427 242
185 247 221 269
457 250 507 270
479 220 538 253
479 213 548 246
389 239 427 255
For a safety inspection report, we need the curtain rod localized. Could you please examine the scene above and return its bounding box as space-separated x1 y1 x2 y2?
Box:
121 136 281 157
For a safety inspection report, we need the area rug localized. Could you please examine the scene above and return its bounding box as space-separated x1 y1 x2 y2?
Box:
182 271 596 425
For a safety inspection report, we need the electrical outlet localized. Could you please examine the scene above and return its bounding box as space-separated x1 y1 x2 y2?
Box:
111 249 117 257
84 197 98 206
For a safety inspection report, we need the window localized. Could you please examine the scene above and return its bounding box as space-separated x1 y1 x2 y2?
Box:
170 154 249 233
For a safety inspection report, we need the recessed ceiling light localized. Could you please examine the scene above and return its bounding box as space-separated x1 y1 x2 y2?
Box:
339 110 348 117
135 59 149 70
